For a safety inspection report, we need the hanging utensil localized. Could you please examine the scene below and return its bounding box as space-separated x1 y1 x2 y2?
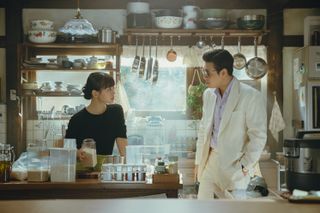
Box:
152 37 159 83
146 36 153 80
138 36 146 78
131 36 140 72
245 37 268 80
196 36 206 49
166 36 177 62
233 36 247 70
221 35 224 50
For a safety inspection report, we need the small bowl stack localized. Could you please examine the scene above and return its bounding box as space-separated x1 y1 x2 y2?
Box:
28 20 57 43
154 9 183 29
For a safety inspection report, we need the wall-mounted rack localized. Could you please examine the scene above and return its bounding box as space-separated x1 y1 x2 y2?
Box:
124 28 269 45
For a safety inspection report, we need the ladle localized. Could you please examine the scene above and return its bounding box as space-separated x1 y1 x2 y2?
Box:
196 36 206 49
167 36 177 62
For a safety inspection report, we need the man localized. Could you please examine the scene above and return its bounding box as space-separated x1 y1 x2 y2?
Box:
195 49 267 199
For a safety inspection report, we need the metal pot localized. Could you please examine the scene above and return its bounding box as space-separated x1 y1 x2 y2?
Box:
245 37 267 79
284 131 320 191
98 28 116 43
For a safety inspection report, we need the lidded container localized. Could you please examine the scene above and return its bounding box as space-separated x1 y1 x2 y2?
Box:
0 143 15 183
81 138 97 168
27 140 49 182
50 139 77 182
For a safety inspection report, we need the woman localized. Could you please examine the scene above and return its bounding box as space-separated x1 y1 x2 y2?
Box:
65 72 127 162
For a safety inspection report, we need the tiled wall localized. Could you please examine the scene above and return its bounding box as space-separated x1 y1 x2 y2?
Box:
0 104 6 143
26 119 69 147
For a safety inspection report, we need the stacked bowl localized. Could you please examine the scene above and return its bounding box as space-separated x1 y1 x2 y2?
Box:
198 9 229 29
28 20 57 43
154 9 183 29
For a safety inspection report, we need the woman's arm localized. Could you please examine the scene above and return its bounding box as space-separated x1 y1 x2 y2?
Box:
116 137 128 156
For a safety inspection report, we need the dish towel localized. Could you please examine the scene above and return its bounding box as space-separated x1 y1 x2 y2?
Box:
269 95 286 142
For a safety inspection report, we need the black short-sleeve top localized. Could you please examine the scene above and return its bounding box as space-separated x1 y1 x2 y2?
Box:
65 104 127 155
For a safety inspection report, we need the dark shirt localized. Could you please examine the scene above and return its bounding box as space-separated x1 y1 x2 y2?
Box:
65 104 127 155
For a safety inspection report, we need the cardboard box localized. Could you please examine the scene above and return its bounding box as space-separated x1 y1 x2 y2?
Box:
152 174 179 184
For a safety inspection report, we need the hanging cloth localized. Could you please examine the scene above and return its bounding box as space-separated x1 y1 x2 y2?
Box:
269 93 286 142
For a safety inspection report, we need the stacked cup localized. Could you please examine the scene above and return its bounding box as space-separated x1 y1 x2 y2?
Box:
28 20 57 43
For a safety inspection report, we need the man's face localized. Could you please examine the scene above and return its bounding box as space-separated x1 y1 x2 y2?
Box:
202 62 222 88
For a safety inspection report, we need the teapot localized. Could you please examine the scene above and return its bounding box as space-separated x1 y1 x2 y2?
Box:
86 56 98 69
0 143 15 182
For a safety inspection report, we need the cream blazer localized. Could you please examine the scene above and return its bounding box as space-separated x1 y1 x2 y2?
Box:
195 78 267 190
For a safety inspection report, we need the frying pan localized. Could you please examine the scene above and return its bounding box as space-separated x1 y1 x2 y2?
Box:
245 37 267 79
138 36 146 78
233 36 247 70
131 37 140 72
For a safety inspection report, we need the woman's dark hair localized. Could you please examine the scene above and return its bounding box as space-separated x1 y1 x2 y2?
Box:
82 72 115 100
202 49 234 76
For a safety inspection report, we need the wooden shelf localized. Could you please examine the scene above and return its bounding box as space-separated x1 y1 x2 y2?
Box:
22 42 123 55
125 28 268 37
124 28 268 44
21 67 117 72
22 90 83 97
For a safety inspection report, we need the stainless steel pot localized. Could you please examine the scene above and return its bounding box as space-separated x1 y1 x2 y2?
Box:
98 28 116 43
284 131 320 191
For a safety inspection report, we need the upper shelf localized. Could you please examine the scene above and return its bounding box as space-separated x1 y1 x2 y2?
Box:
21 42 123 56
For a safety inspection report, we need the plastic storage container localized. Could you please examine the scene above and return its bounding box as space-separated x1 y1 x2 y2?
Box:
27 140 49 182
49 147 77 182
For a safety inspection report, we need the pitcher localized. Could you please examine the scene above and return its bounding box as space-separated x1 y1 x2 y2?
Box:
182 5 200 29
0 143 15 182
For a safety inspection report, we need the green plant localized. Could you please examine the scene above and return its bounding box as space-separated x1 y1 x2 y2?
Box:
187 83 207 119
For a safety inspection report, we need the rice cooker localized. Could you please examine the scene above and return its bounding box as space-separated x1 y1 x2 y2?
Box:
284 131 320 191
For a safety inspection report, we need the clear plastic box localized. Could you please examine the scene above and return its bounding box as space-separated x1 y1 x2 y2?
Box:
49 147 77 182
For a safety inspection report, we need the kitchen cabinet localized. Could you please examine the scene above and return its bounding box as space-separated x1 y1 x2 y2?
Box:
18 42 122 146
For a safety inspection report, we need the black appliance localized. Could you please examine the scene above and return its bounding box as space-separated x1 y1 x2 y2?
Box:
284 131 320 191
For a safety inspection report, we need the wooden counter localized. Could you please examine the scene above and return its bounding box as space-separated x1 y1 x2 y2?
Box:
0 179 182 199
0 199 319 213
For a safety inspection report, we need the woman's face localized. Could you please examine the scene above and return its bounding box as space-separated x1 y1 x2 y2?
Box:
93 86 115 104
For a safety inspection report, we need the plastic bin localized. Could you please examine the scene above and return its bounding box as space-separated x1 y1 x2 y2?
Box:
49 147 77 182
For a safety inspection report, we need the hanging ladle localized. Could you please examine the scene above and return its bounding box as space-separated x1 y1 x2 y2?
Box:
196 36 206 49
167 36 177 62
233 36 247 70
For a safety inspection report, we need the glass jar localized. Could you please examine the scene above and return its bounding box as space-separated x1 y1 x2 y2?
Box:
0 143 15 183
81 138 97 167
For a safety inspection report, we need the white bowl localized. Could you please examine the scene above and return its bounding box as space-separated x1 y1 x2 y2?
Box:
28 30 57 43
31 20 54 30
155 16 183 29
127 2 150 14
